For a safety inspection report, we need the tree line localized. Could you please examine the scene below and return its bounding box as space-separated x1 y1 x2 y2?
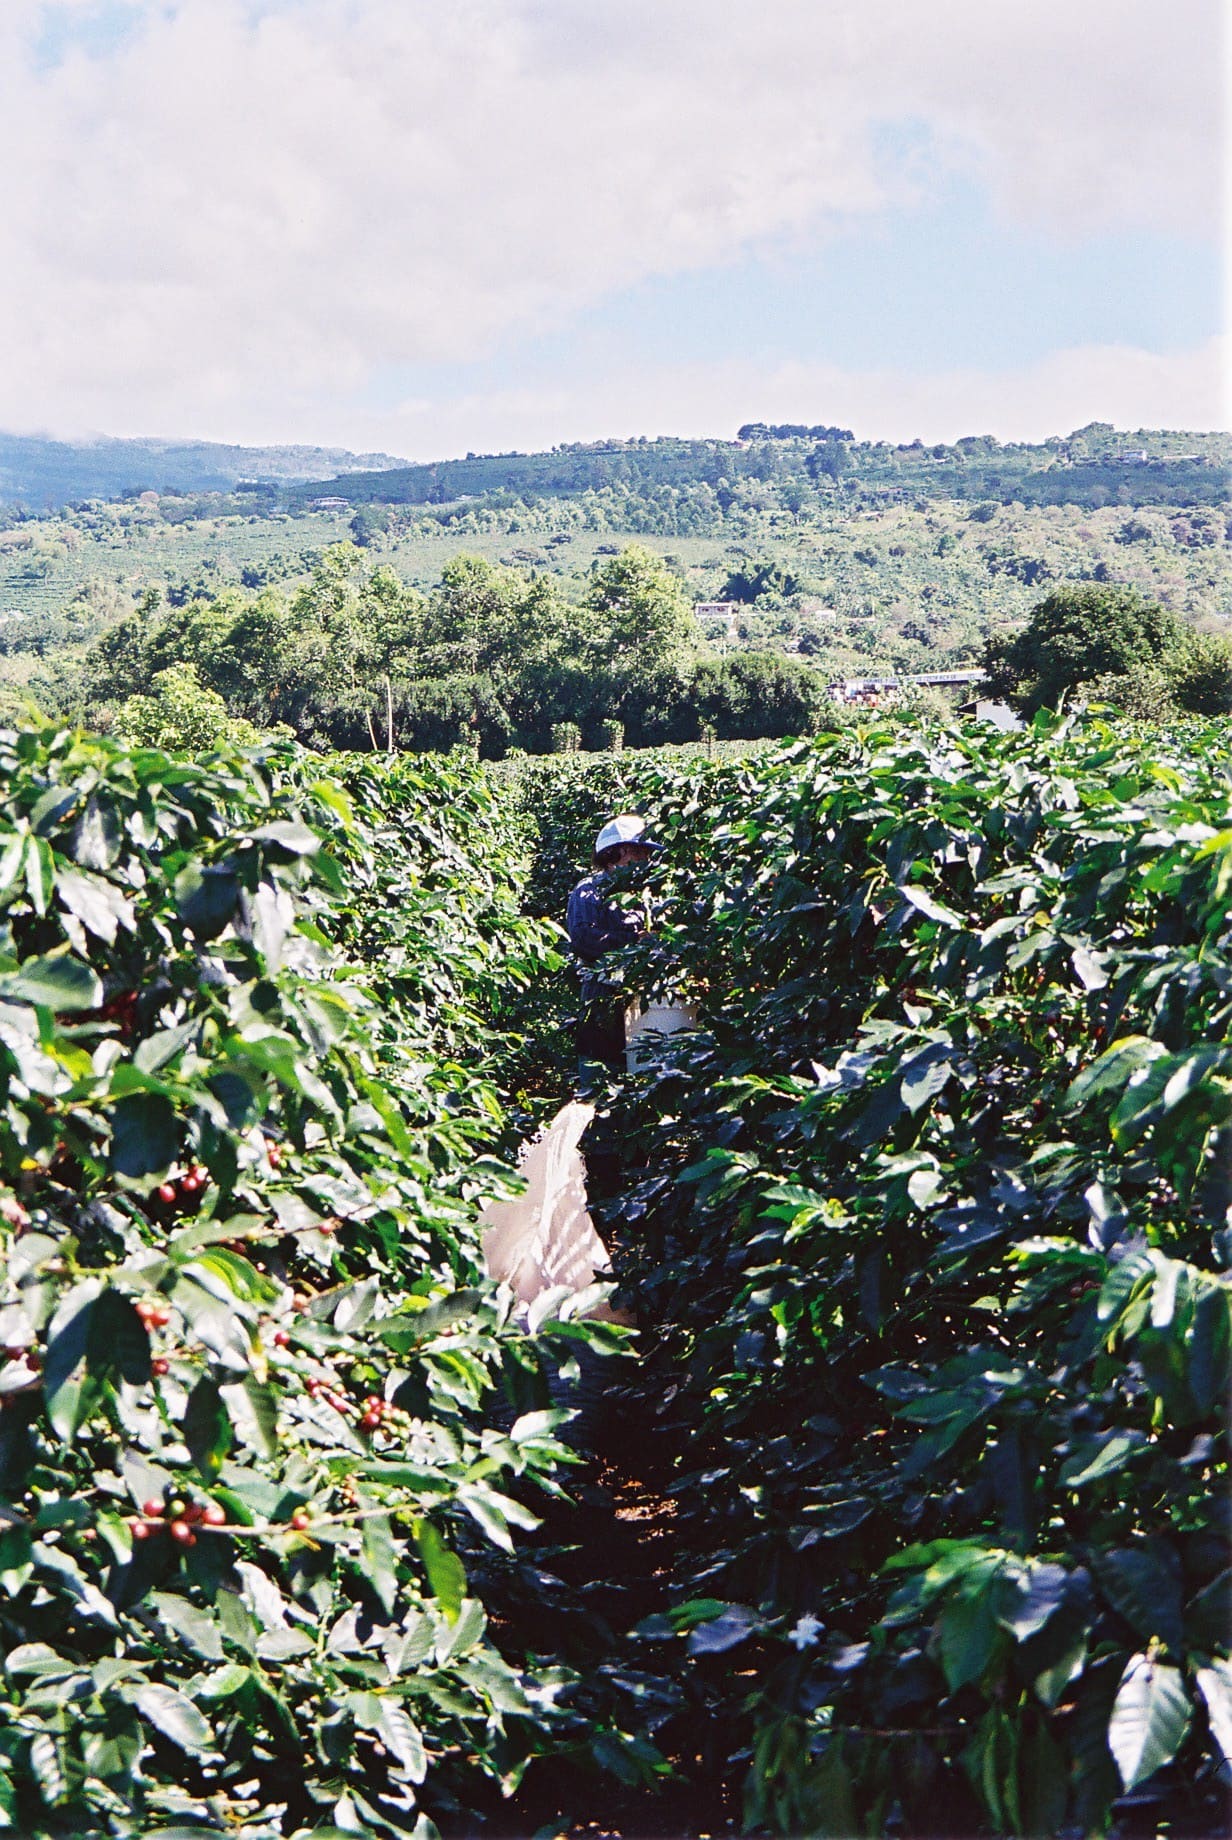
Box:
55 542 833 755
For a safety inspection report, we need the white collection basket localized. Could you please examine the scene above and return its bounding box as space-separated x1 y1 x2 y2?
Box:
624 1000 697 1075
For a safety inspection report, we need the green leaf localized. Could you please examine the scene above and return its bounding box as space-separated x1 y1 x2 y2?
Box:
0 1764 17 1829
0 950 101 1013
188 1245 279 1306
357 1462 451 1494
218 1377 278 1459
440 1595 486 1661
216 1589 258 1656
0 1523 33 1595
87 1288 152 1386
196 1662 255 1701
361 1512 398 1616
23 835 53 916
148 1592 225 1662
686 1604 759 1655
995 1563 1068 1641
28 1731 66 1805
1066 1036 1162 1111
1034 1629 1087 1709
1059 1432 1143 1489
1187 1286 1231 1414
374 1700 427 1781
55 867 133 945
415 1520 465 1623
900 884 962 928
0 831 21 897
249 819 321 855
1109 1048 1226 1151
937 1590 998 1691
71 794 122 870
1195 1660 1232 1768
1107 1653 1190 1791
906 1166 945 1209
143 1830 229 1839
184 1378 233 1481
131 1683 216 1758
899 1044 953 1114
1069 942 1108 991
174 863 239 940
110 1092 180 1181
457 1486 513 1553
42 1279 101 1440
5 1642 71 1677
1096 1545 1183 1655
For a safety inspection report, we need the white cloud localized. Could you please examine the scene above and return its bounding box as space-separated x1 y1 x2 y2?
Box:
0 0 1222 445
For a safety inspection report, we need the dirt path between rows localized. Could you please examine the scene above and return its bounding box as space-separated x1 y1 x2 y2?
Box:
475 1365 740 1840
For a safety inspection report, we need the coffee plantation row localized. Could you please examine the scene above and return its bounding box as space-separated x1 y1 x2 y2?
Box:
0 711 1227 1837
0 728 623 1839
510 711 1232 1837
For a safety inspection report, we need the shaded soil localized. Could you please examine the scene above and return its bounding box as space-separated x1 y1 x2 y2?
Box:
456 1365 740 1840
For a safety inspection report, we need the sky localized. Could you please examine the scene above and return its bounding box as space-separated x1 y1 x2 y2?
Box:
0 0 1226 459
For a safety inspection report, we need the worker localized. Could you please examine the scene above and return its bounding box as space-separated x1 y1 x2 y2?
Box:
566 813 661 1074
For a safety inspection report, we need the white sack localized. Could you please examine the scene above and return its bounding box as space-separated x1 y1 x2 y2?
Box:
480 1101 623 1321
625 1000 697 1074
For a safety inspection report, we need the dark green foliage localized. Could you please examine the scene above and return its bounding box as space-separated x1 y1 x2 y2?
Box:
1 703 1230 1837
507 710 1230 1836
0 722 608 1838
69 544 727 758
688 651 833 740
584 544 696 675
4 424 1227 718
1171 630 1232 715
984 583 1186 712
720 558 802 604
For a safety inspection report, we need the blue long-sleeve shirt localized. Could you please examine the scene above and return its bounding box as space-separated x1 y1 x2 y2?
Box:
566 872 641 965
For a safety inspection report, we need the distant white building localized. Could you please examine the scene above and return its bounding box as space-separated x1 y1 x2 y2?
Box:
310 496 351 511
973 699 1022 731
694 600 744 620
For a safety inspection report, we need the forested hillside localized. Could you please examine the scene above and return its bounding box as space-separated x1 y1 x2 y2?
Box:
1 424 1226 713
0 705 1227 1838
294 423 1229 515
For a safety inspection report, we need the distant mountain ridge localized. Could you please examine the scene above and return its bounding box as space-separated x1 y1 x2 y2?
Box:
290 425 1230 513
0 432 411 508
1 423 1227 515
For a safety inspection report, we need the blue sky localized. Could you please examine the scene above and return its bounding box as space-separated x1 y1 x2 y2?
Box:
31 0 146 66
372 181 1221 415
0 0 1224 455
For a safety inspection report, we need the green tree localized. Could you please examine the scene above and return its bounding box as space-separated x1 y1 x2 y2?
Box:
806 441 850 482
721 557 803 604
984 583 1185 713
1171 631 1232 715
114 661 263 751
584 544 696 674
687 651 832 740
